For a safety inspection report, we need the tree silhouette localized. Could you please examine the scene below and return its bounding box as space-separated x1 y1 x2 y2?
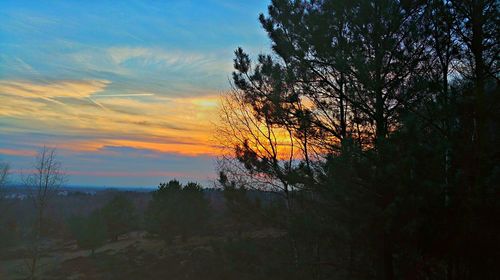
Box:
68 210 107 257
219 171 263 237
0 161 8 192
146 180 210 243
101 194 137 241
0 161 12 249
23 147 66 279
218 0 499 279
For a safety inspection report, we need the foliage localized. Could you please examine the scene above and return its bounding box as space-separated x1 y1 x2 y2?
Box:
218 0 500 279
67 210 108 256
101 194 137 241
219 171 265 235
145 180 210 242
0 161 8 191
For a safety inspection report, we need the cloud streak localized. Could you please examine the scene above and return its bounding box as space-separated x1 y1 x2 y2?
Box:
0 79 110 99
0 79 220 157
0 0 271 185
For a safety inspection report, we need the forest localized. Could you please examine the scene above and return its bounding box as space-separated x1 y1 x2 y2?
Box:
0 0 499 279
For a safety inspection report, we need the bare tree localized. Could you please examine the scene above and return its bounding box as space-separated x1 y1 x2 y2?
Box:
216 89 301 194
216 88 316 265
0 161 9 195
0 161 10 211
23 147 66 280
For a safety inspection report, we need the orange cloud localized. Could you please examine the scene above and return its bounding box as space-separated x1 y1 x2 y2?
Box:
50 138 218 157
0 148 37 157
103 139 218 156
0 79 109 99
0 79 222 157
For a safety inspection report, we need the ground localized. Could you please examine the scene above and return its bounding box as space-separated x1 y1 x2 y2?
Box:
0 229 285 280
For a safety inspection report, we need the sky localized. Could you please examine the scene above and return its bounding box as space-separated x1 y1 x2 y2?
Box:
0 0 271 187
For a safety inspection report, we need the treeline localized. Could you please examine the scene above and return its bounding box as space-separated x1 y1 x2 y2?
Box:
64 180 278 252
65 181 207 254
58 181 301 279
216 0 499 279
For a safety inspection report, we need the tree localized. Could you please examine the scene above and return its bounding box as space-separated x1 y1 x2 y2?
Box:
23 146 66 279
0 161 8 191
146 180 210 243
101 194 137 241
219 0 499 279
216 86 309 264
68 210 107 257
0 161 9 206
146 180 182 243
218 171 262 237
181 182 211 239
0 161 12 248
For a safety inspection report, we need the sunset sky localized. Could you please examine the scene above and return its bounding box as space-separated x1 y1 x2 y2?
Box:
0 0 270 187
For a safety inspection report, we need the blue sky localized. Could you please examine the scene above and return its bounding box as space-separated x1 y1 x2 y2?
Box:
0 0 271 187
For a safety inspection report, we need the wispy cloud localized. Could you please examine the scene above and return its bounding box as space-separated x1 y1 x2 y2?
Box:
93 93 154 98
0 79 110 99
0 79 220 157
0 0 270 185
108 47 208 66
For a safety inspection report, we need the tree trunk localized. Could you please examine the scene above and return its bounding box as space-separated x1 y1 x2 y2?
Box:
376 229 394 280
29 254 37 280
339 75 347 141
29 204 44 280
384 232 394 280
